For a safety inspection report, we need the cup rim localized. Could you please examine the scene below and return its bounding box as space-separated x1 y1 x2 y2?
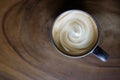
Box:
50 9 101 58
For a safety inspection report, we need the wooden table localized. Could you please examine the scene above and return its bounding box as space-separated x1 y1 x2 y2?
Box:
0 0 120 80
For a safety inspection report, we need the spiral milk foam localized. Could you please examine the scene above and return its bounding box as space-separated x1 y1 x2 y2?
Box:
52 10 98 56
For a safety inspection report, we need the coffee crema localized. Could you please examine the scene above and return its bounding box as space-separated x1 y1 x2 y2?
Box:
52 10 98 56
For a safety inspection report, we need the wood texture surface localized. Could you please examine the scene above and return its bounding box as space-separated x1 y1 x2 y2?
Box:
0 0 120 80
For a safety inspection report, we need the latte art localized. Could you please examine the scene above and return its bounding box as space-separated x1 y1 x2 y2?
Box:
52 10 98 56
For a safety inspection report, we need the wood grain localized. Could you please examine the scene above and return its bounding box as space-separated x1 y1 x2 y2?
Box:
0 0 120 80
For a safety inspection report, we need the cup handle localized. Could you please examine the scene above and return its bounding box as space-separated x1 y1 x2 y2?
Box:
93 46 109 62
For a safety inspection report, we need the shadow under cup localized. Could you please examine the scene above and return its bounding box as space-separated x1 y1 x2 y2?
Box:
50 10 109 62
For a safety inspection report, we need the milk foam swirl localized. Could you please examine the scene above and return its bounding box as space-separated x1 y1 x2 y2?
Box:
52 10 98 56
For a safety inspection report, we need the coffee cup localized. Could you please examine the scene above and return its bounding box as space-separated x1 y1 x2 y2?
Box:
51 10 109 62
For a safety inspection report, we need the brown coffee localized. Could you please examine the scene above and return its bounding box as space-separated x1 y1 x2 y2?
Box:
52 10 98 56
